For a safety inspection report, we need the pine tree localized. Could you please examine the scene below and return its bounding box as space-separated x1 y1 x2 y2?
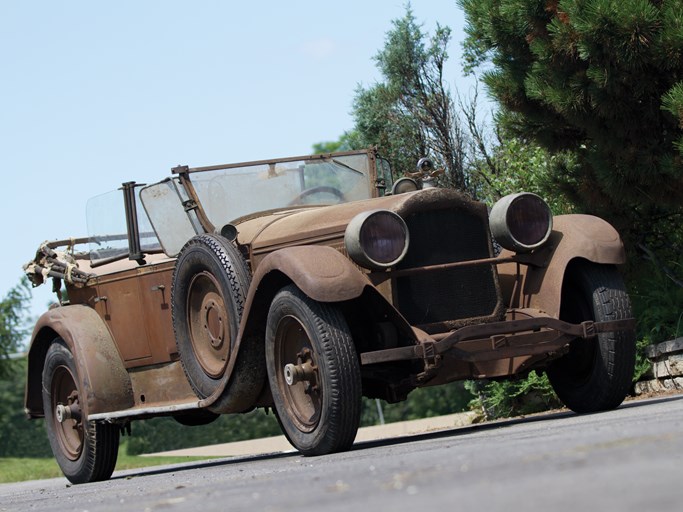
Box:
0 280 31 379
459 0 683 247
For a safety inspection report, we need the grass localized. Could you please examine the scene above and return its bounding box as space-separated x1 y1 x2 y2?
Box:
0 447 217 484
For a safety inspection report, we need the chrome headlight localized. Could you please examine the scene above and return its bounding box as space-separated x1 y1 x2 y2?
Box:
489 193 553 252
345 210 409 270
391 177 420 195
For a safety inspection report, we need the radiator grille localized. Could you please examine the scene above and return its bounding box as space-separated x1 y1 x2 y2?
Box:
395 209 500 327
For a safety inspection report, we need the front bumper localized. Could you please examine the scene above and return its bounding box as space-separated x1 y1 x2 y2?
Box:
360 315 636 382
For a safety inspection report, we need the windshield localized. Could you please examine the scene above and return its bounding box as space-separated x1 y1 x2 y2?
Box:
140 152 374 256
86 188 161 263
191 153 371 226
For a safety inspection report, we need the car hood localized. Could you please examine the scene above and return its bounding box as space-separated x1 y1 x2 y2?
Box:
234 187 479 253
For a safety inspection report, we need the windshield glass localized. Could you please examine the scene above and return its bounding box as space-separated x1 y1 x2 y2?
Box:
140 152 374 257
86 188 161 263
191 153 371 228
139 179 198 257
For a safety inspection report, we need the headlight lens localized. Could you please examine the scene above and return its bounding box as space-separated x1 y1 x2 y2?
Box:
489 193 553 252
345 210 409 269
391 177 420 195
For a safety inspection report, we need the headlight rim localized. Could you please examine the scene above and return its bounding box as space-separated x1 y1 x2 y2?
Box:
344 209 410 270
489 192 553 253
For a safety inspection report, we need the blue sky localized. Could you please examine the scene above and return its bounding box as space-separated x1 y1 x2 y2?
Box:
1 1 482 324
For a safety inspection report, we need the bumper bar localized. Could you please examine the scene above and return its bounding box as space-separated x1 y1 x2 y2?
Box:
360 317 636 366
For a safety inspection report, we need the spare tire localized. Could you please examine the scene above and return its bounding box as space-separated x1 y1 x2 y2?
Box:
172 234 251 400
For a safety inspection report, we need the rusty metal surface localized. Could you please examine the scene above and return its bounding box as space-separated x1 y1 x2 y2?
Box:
23 242 96 288
126 361 198 410
176 169 216 234
497 214 626 318
91 262 176 368
248 245 371 304
242 188 477 256
360 313 636 368
238 194 405 255
175 148 380 175
25 305 134 418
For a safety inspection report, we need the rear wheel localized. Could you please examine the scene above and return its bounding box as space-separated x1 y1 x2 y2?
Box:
266 285 361 455
42 339 119 484
547 262 636 413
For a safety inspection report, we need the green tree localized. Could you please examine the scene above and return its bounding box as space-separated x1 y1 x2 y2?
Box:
126 410 282 455
0 281 50 457
312 131 364 154
459 0 683 247
468 126 578 214
360 383 472 426
0 280 31 379
0 359 52 457
353 7 473 190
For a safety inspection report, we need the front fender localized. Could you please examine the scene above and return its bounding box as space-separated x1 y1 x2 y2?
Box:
251 245 371 303
205 245 373 412
25 305 134 418
239 245 372 346
497 214 626 318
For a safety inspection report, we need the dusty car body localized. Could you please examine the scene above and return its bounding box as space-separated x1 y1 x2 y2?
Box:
23 148 636 483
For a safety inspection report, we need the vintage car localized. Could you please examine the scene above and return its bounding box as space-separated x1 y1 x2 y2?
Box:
23 148 636 484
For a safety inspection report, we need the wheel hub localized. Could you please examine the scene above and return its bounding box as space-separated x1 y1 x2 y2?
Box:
56 390 83 424
275 319 322 431
284 360 317 386
284 348 318 391
187 272 232 378
203 298 225 349
52 370 84 461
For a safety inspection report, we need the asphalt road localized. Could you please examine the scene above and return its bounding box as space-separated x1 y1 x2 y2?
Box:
2 395 682 512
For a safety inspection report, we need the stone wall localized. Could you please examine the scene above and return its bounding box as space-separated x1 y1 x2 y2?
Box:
634 337 683 394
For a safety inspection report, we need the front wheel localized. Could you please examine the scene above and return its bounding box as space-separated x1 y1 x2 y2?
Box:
42 339 120 484
547 262 636 413
266 285 362 455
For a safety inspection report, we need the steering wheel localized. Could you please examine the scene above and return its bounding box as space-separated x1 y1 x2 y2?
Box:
288 186 346 206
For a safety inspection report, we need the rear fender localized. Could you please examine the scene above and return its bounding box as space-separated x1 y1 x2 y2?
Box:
497 214 626 318
25 305 134 418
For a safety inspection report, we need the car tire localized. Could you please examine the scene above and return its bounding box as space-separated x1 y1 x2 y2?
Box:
547 261 636 413
42 339 120 484
265 285 362 455
172 234 252 400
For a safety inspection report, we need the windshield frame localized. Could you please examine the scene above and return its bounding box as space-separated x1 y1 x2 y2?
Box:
139 149 385 257
166 149 381 244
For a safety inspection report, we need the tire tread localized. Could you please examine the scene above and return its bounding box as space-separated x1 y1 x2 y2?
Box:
548 262 636 413
266 285 361 455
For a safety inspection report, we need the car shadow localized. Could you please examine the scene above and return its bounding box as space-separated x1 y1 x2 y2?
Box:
110 450 299 481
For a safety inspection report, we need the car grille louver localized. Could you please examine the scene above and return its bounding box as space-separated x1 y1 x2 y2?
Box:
395 209 502 329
